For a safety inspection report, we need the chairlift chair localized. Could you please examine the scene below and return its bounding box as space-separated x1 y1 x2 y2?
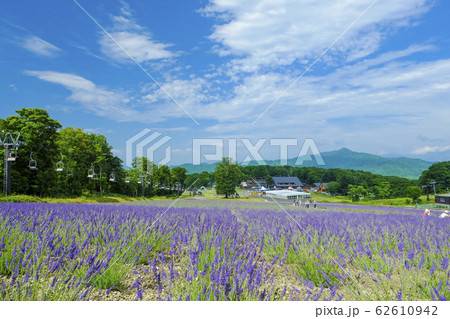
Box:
28 152 38 170
56 154 64 172
87 165 95 178
125 176 130 183
66 167 74 177
6 148 18 162
92 172 98 180
109 173 116 182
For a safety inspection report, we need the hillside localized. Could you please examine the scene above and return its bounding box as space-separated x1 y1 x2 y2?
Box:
175 148 432 179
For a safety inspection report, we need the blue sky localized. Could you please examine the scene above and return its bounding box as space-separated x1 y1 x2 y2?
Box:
1 0 449 166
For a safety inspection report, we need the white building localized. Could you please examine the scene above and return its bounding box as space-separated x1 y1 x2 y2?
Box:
265 190 311 201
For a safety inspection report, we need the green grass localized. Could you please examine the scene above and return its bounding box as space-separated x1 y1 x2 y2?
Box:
311 193 435 207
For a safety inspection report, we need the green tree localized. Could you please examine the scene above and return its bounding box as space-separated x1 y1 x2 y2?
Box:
419 162 450 194
215 158 242 198
374 181 391 199
406 186 423 203
156 165 172 188
55 128 123 196
348 184 367 202
326 181 340 195
0 108 61 196
171 167 187 188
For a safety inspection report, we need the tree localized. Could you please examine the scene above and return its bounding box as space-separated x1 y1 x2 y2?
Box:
215 158 242 198
374 181 391 199
326 181 340 195
155 165 171 188
406 186 422 203
0 108 61 196
171 167 187 188
348 184 367 202
419 162 450 194
55 128 123 196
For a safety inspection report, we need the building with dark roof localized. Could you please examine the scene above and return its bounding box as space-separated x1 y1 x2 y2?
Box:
436 194 450 206
272 176 303 189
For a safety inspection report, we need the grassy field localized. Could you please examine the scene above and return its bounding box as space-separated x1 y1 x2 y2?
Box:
0 193 183 204
310 193 436 207
0 188 440 209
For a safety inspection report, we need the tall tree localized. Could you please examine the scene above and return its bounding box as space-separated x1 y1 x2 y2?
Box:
215 158 242 198
171 167 187 188
419 162 450 194
0 108 61 196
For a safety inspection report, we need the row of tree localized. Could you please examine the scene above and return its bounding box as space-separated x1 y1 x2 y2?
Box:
0 108 188 197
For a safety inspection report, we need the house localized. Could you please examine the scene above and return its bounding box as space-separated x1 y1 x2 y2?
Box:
272 177 303 189
243 177 267 189
435 194 450 206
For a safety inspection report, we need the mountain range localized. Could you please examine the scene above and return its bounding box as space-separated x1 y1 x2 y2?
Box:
174 148 433 179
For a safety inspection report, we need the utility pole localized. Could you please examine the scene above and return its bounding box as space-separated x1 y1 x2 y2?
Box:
422 184 430 202
138 173 148 197
1 132 22 196
430 181 437 196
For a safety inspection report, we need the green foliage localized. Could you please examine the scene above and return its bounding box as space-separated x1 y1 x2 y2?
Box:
0 108 61 196
0 108 124 198
171 167 187 187
419 161 450 194
374 181 391 199
215 158 242 198
326 181 340 194
406 186 423 202
348 184 368 202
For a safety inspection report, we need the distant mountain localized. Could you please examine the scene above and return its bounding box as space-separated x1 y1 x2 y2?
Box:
174 148 433 179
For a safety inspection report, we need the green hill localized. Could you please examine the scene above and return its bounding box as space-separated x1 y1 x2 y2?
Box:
174 148 432 179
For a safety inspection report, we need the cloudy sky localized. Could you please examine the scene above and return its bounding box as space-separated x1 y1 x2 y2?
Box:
1 0 449 166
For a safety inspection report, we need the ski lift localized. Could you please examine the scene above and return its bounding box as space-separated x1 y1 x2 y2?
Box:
56 154 64 172
87 164 95 178
28 152 38 170
66 167 74 177
125 176 130 183
6 147 18 162
92 172 98 180
109 173 116 182
137 180 142 184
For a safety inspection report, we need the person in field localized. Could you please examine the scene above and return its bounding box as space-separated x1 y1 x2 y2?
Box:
422 209 431 217
306 200 310 208
313 200 317 208
439 211 449 219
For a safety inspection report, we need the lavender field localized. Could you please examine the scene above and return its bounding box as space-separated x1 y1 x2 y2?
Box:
0 201 449 301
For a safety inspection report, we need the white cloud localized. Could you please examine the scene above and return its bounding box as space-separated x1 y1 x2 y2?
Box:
24 70 183 123
22 36 61 57
98 3 176 63
191 46 450 156
99 31 175 63
203 0 432 72
412 146 450 155
9 84 17 91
